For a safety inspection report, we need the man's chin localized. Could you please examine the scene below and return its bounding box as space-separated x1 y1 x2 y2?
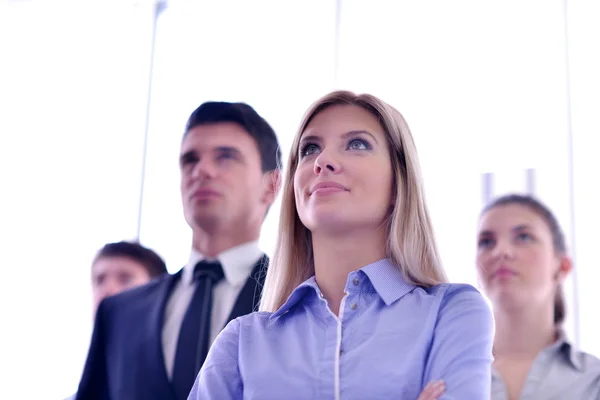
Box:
192 212 222 231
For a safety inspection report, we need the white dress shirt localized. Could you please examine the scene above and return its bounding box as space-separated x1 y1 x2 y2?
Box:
161 240 263 378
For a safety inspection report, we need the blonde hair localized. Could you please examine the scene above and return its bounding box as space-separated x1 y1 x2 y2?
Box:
260 90 448 312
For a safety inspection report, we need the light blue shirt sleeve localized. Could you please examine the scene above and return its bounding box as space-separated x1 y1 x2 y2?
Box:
423 284 495 399
188 319 242 400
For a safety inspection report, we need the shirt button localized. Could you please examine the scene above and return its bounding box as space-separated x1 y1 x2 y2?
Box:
350 303 358 310
352 278 360 286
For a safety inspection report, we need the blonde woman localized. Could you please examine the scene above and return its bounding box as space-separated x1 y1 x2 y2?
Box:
189 91 494 399
476 194 600 399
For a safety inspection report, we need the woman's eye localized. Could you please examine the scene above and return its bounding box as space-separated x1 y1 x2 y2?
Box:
301 143 319 157
517 233 533 242
347 139 370 150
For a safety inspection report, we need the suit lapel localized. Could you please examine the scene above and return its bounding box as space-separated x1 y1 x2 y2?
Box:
138 257 267 396
142 270 182 400
226 254 269 322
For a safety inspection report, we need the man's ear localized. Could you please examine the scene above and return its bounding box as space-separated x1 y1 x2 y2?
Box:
261 169 282 206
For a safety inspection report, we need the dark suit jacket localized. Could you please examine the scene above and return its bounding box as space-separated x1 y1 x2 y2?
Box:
75 255 268 400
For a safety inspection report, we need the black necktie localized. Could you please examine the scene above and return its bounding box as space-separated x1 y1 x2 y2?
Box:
172 260 225 400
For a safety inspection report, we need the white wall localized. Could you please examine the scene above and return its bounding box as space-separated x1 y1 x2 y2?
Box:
566 0 600 357
0 1 157 398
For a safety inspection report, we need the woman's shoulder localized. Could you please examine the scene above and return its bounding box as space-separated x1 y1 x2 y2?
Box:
212 311 277 349
236 310 274 323
423 281 486 301
572 346 600 374
418 282 493 329
405 281 490 316
541 340 600 397
228 311 275 329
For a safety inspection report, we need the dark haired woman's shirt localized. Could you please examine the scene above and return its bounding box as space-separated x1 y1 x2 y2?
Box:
492 331 600 399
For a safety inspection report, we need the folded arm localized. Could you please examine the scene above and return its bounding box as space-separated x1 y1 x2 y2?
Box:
423 284 495 399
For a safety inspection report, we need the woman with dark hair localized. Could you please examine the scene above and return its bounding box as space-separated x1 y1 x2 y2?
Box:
476 194 600 399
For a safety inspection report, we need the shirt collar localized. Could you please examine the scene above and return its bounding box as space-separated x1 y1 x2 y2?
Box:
360 258 417 305
551 328 584 371
271 258 416 319
183 240 263 287
271 277 317 318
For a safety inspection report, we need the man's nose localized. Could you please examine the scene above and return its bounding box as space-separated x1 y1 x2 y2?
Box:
100 281 122 300
191 158 217 179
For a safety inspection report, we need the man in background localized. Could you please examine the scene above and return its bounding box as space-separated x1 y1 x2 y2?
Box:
91 240 168 313
75 101 281 400
66 240 168 400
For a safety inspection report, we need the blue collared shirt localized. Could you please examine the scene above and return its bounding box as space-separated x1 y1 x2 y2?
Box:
189 258 494 399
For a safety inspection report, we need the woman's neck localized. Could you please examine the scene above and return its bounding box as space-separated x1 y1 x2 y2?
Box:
493 304 557 360
312 228 387 316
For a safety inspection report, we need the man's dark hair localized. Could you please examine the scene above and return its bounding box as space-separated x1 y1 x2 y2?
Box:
93 241 168 278
184 101 281 172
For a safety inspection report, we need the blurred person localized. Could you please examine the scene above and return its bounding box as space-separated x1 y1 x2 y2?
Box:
66 241 168 400
76 101 281 400
189 90 494 399
476 194 600 399
91 240 168 314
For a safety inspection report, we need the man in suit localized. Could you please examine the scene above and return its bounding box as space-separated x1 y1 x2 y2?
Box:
75 102 281 400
